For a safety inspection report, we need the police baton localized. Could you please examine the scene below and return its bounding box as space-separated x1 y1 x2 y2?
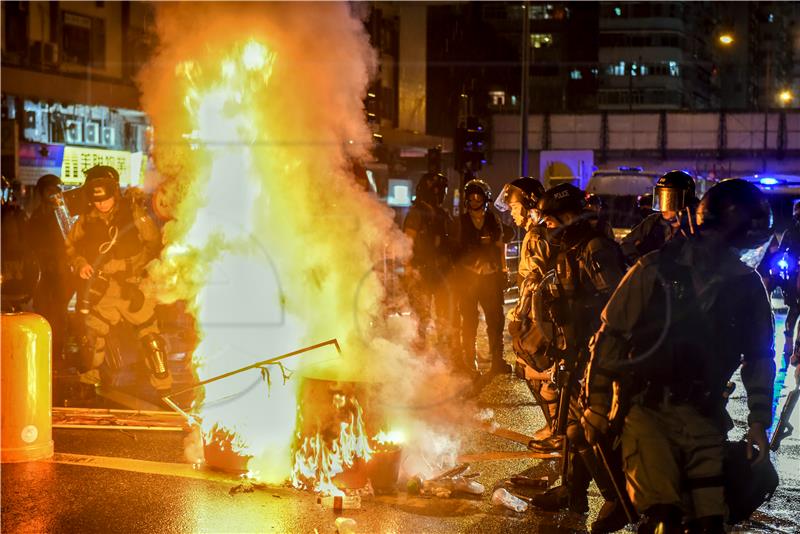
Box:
593 435 637 525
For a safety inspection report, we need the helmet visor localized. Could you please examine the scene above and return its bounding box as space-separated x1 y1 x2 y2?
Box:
653 187 687 213
493 184 515 212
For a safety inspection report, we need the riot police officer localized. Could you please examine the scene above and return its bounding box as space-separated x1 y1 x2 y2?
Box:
455 179 508 376
29 174 75 369
65 165 172 392
495 177 557 439
776 200 800 368
621 170 696 265
528 184 630 533
583 179 775 533
403 171 455 355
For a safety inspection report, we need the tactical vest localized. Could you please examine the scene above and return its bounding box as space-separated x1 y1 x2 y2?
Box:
551 223 621 358
629 239 753 415
459 210 503 270
77 200 143 266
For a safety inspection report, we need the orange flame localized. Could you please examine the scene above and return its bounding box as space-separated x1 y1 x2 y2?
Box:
291 396 373 496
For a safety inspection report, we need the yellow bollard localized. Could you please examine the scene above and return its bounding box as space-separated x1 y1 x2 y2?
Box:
1 312 54 462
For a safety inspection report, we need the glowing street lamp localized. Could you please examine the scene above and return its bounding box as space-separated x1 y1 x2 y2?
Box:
778 90 794 106
718 33 734 46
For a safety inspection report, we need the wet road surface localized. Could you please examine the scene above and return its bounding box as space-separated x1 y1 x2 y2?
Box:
2 317 799 533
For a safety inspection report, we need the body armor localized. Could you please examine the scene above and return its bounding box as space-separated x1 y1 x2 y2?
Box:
76 200 143 267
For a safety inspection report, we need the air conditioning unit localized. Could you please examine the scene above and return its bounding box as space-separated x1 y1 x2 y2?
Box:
30 41 60 67
43 42 59 66
101 126 115 146
85 121 100 145
65 119 83 144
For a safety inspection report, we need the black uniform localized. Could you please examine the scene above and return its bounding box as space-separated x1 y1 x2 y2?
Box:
777 221 800 361
455 208 506 373
403 199 455 352
29 201 75 366
531 219 627 520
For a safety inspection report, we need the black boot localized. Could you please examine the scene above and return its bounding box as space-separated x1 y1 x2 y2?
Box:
530 451 591 513
686 515 724 534
577 448 635 533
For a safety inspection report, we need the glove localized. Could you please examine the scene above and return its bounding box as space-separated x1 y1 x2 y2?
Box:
582 407 609 445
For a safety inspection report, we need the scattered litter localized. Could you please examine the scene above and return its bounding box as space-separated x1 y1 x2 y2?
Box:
491 488 529 513
334 517 357 534
228 480 266 495
318 494 361 512
406 464 485 498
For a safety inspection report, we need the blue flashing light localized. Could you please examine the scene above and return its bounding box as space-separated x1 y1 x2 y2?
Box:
779 259 789 270
760 177 779 185
618 166 643 172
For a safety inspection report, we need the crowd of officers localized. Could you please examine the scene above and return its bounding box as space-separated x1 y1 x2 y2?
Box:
403 169 791 533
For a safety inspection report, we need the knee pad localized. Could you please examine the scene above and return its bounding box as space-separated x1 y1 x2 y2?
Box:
140 333 169 378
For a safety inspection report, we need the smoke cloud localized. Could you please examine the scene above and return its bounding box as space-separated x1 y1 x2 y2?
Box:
137 2 473 485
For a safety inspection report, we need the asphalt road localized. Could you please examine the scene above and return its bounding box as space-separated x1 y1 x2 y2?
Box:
2 317 799 534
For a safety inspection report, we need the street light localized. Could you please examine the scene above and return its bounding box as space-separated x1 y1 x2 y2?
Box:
718 33 734 46
778 90 794 106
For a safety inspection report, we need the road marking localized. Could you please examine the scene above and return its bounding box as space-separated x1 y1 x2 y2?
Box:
52 452 243 485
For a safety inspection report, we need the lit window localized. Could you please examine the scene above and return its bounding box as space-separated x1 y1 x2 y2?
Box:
640 65 648 75
614 6 622 16
668 61 680 76
768 13 774 23
631 63 638 76
489 90 506 106
511 95 518 106
612 61 626 76
570 69 582 80
591 68 599 76
531 33 553 49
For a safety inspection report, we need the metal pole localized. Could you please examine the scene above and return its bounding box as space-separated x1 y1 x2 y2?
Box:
763 49 771 172
520 1 530 176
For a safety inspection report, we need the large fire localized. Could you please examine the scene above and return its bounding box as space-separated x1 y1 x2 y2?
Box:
138 3 465 494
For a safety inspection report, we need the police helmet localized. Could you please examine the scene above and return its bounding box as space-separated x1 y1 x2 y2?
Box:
638 193 654 210
464 179 492 209
494 177 545 212
696 179 773 249
415 171 448 206
83 165 121 203
537 184 586 217
653 170 696 213
36 174 62 193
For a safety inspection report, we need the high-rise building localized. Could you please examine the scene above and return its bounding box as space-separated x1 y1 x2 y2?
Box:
597 1 717 110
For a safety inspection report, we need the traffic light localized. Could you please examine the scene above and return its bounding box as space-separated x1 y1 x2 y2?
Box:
454 116 486 171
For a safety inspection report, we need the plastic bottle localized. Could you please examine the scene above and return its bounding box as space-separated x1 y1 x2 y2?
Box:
491 487 529 513
453 477 485 495
334 517 357 534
